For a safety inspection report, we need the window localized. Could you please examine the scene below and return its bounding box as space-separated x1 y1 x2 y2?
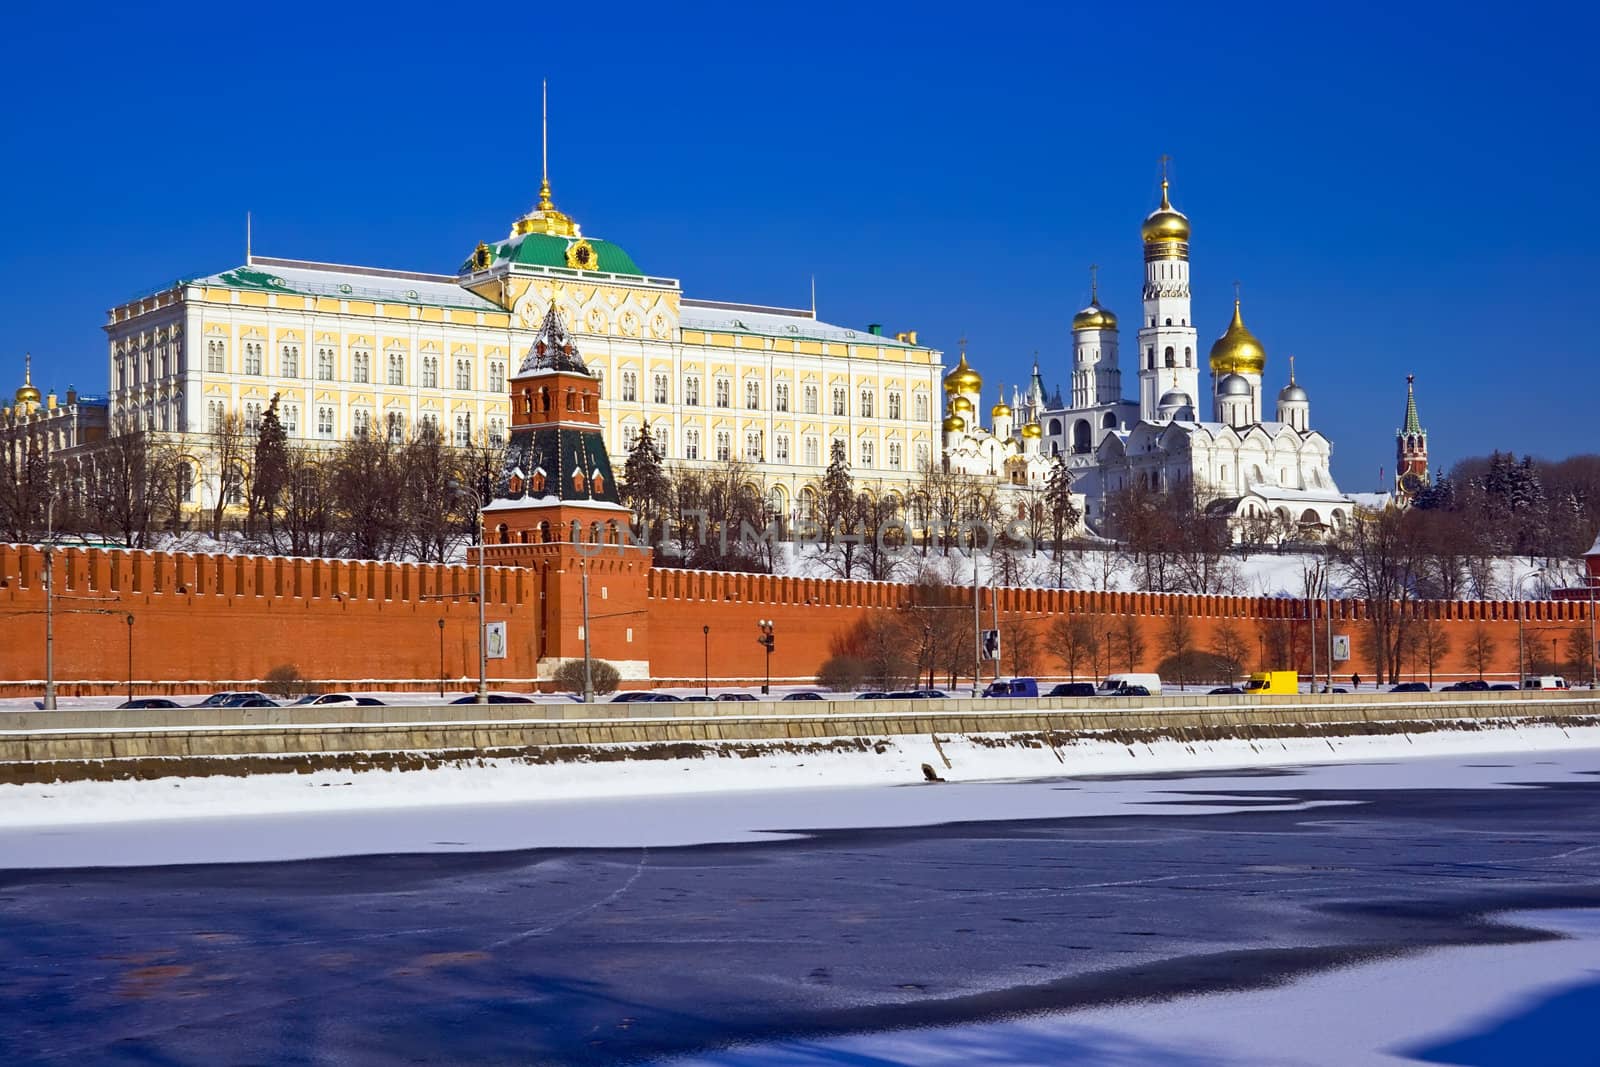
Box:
888 391 901 419
1184 347 1193 367
281 344 299 378
832 387 846 416
653 373 668 404
206 400 224 433
1164 346 1175 368
803 435 819 466
243 342 262 375
684 375 700 406
653 423 667 456
180 463 195 504
353 350 370 383
282 404 299 436
888 441 903 469
386 411 405 443
774 382 789 412
352 409 371 438
859 389 874 418
206 340 225 373
387 353 404 386
915 442 929 470
803 384 819 414
454 412 472 447
244 401 262 436
621 371 637 402
317 406 334 438
422 356 437 388
488 417 506 448
317 348 334 380
859 439 874 467
455 359 472 390
489 360 505 392
1146 346 1155 369
775 433 790 462
715 430 731 462
715 377 730 408
745 379 760 409
744 431 761 461
915 391 928 421
622 423 638 451
685 428 701 460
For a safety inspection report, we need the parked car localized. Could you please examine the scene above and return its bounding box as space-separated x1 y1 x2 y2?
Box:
1047 682 1098 698
781 691 825 701
610 691 656 703
193 691 254 707
290 693 360 707
1441 680 1490 692
1523 675 1570 690
449 693 535 704
885 690 935 699
1208 686 1244 696
1244 671 1299 695
637 693 682 702
1389 682 1430 693
983 678 1040 698
1112 684 1152 697
1096 673 1163 696
115 697 182 710
915 689 949 699
354 696 386 706
217 691 274 707
1489 683 1519 691
233 697 279 708
856 692 890 700
714 692 756 701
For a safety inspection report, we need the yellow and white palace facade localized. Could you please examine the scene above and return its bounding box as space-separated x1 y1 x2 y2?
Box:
103 176 944 519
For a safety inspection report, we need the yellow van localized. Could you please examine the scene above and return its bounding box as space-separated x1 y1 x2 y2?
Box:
1244 671 1299 695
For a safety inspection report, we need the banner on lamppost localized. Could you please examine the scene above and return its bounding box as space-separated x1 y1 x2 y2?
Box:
1331 634 1351 662
981 629 1001 661
485 621 507 659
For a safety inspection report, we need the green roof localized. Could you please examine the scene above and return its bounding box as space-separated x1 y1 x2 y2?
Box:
461 233 643 277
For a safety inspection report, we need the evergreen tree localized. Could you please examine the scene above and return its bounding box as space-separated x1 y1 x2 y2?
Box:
1042 456 1081 585
819 438 853 547
248 394 289 542
621 420 672 537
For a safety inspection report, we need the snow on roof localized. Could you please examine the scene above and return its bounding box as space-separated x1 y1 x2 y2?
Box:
679 301 925 348
197 258 500 312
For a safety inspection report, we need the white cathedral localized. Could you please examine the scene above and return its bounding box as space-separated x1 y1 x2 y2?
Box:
944 171 1353 537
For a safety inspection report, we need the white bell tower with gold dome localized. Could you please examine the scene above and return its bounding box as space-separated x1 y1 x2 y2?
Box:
1137 159 1200 422
1071 265 1122 409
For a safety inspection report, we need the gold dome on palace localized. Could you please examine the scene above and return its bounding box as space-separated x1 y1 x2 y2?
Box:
1208 299 1266 376
1141 179 1191 244
943 352 982 394
942 412 967 433
1020 420 1043 440
1072 300 1119 332
14 354 40 407
951 395 975 415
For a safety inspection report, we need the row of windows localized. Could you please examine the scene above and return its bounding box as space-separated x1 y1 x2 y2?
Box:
203 399 505 448
615 373 924 419
197 341 509 390
635 427 926 471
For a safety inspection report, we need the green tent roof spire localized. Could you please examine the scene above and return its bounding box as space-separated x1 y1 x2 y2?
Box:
1403 374 1423 435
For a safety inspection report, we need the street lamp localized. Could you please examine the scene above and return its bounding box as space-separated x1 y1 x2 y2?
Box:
447 480 488 705
437 617 446 699
702 625 710 697
125 613 135 703
757 620 775 695
1516 568 1545 690
42 495 57 711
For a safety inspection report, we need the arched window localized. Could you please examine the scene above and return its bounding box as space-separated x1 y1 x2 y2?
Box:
1072 419 1092 454
1165 318 1172 326
1184 347 1192 367
1164 346 1176 368
1048 418 1061 435
572 470 586 494
591 472 605 496
1102 412 1117 429
1146 347 1155 369
496 523 509 544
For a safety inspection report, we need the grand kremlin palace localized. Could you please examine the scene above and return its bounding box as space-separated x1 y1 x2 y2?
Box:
101 173 944 518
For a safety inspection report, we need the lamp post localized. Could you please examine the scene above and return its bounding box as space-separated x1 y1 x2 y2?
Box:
757 619 775 695
124 613 135 703
1516 568 1545 690
437 617 446 699
701 625 710 697
43 495 56 711
581 563 593 704
447 480 488 704
1257 632 1265 671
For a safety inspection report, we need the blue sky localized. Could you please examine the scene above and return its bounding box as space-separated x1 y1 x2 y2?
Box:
2 0 1595 486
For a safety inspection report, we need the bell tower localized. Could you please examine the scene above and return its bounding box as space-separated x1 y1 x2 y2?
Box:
1137 158 1200 422
1395 374 1429 500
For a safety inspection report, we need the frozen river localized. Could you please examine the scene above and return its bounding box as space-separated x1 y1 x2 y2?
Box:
3 745 1600 1064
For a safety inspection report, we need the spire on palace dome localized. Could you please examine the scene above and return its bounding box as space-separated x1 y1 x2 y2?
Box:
14 352 40 408
512 81 581 239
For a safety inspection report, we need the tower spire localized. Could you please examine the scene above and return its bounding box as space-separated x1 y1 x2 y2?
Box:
1089 263 1099 304
538 80 553 212
1159 153 1172 207
1403 373 1422 434
1289 354 1296 385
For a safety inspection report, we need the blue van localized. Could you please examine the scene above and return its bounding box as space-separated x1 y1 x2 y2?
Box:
982 677 1039 698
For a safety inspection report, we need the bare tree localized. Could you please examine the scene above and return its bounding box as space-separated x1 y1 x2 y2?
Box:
329 432 405 559
206 411 251 541
1411 617 1452 686
1000 614 1040 676
1160 610 1196 689
1113 614 1145 671
1046 616 1098 681
1212 619 1251 683
1332 505 1425 683
1463 624 1497 681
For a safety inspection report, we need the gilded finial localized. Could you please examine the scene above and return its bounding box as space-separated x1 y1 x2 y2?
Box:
1089 263 1099 303
1159 153 1172 207
1289 354 1296 385
23 352 31 386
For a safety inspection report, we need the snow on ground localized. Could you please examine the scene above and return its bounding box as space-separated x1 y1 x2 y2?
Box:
3 725 1597 869
667 908 1600 1066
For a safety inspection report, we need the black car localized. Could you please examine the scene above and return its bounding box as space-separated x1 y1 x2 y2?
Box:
916 690 949 699
1488 683 1519 691
1389 682 1430 693
1113 684 1151 697
715 693 757 702
857 692 890 700
781 691 825 701
115 697 183 710
1208 686 1244 695
354 696 386 706
1048 682 1098 698
449 694 535 704
234 697 280 708
609 691 655 703
638 693 682 702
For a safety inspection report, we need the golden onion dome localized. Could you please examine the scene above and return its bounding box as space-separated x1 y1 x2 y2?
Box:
1020 420 1043 440
991 399 1012 419
943 352 982 395
1072 300 1118 332
1208 299 1266 376
1141 179 1191 245
14 354 40 407
942 412 967 433
951 395 974 415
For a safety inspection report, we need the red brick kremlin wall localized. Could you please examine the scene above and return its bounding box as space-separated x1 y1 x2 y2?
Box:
0 543 1593 694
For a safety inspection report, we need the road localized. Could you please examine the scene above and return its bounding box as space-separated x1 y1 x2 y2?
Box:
3 759 1600 1064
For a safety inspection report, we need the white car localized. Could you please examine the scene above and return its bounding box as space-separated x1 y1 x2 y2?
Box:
291 693 361 707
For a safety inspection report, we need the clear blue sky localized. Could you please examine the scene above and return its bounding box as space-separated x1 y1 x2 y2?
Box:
3 1 1595 488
